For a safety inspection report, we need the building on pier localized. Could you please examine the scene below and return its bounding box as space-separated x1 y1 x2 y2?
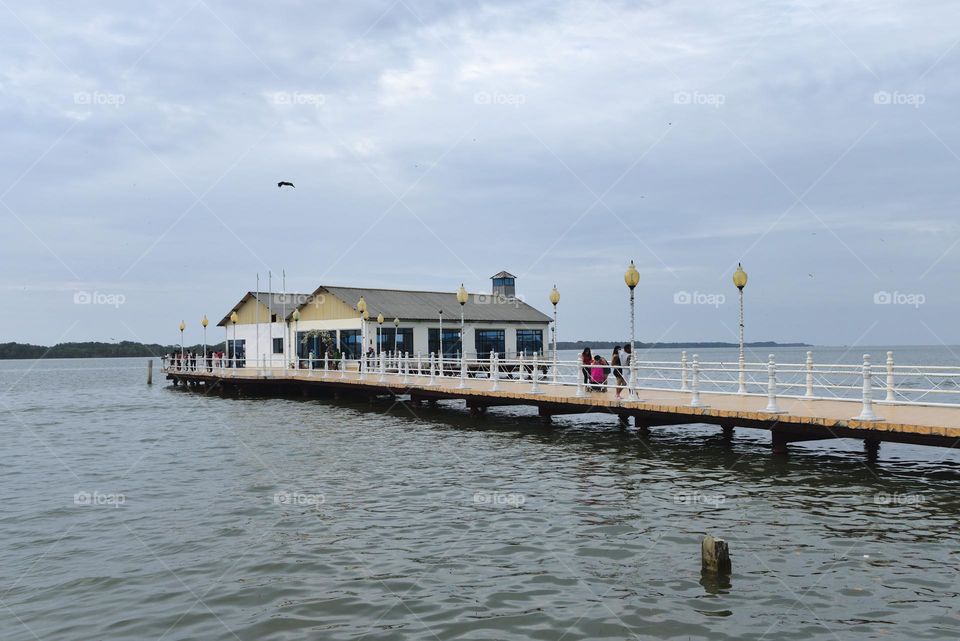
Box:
216 272 551 366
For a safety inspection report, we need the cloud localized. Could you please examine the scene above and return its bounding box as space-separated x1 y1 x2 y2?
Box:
1 0 960 346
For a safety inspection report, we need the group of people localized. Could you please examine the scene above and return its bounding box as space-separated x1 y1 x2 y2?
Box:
167 351 231 371
580 345 632 398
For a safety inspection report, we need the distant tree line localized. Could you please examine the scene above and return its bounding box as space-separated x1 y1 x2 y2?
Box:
556 340 809 350
0 341 227 360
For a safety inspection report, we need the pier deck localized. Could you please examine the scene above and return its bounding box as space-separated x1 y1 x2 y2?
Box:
165 365 960 453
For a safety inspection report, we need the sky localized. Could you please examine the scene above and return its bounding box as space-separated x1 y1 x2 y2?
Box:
1 0 959 348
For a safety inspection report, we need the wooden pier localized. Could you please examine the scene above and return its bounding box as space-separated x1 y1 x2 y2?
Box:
165 364 960 455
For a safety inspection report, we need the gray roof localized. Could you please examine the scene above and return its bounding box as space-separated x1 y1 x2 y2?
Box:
491 271 516 279
321 285 551 324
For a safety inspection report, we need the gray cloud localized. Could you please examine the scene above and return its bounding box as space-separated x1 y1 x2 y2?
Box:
1 0 959 347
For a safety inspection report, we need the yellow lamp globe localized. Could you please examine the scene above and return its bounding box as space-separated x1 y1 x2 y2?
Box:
393 317 400 327
201 315 208 328
456 284 469 306
624 261 640 289
230 311 238 324
362 310 369 320
291 309 300 322
377 313 384 325
549 285 560 306
357 296 366 313
733 263 748 290
179 320 185 332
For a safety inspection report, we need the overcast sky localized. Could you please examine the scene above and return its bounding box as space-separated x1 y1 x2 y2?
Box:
2 0 958 348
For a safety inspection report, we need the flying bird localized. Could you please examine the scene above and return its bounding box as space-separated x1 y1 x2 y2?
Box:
277 181 295 189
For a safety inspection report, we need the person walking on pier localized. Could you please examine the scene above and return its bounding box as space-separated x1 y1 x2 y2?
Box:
611 346 627 399
581 347 593 385
590 354 610 392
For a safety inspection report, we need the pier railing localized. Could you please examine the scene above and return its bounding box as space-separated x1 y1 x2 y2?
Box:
161 349 960 415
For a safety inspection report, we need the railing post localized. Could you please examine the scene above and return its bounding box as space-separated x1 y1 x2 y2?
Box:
322 352 328 378
428 352 436 386
402 352 410 385
491 353 500 392
575 360 586 397
340 356 347 379
627 351 639 401
458 350 468 389
804 351 814 398
885 351 895 403
378 351 386 383
737 352 746 395
680 350 689 391
855 354 883 421
689 354 703 407
762 354 784 413
530 351 543 394
416 352 422 379
518 353 526 380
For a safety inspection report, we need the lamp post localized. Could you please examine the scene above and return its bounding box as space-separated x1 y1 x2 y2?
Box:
377 313 384 355
549 285 560 383
733 262 748 394
292 308 300 368
201 315 208 369
393 317 400 355
457 284 468 388
230 311 238 369
179 320 185 364
624 261 640 401
357 296 367 366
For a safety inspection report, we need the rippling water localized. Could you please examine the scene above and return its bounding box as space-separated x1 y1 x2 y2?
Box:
2 355 960 640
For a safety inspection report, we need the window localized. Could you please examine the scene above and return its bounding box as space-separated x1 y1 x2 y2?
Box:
428 328 461 356
475 329 505 358
272 337 283 354
226 339 246 367
271 314 278 322
516 329 543 356
379 328 414 354
492 277 514 288
339 330 361 359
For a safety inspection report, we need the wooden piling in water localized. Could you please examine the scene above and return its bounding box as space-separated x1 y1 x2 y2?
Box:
147 360 153 385
701 535 731 574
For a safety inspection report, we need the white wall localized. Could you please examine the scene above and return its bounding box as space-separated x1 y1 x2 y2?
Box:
225 319 551 366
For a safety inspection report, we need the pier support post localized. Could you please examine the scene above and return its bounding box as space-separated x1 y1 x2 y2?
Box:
864 439 881 461
147 360 153 385
771 431 790 455
538 407 552 425
618 414 629 430
722 424 734 440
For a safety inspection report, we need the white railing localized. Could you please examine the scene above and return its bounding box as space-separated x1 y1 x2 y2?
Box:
160 350 960 419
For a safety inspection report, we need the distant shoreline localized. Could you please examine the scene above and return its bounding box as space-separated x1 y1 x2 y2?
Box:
0 339 811 360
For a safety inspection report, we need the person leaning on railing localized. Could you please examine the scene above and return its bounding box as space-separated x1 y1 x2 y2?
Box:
581 347 593 385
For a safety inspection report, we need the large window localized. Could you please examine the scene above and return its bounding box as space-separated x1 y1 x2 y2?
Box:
516 329 543 356
272 337 283 354
428 328 461 356
379 328 414 354
339 329 361 359
475 329 505 358
226 339 246 367
296 331 336 366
